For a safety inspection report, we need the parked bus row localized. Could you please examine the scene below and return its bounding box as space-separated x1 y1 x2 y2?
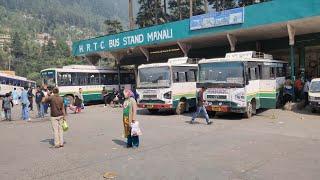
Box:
40 51 320 118
136 51 289 118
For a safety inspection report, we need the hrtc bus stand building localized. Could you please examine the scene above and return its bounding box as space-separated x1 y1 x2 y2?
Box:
72 0 320 80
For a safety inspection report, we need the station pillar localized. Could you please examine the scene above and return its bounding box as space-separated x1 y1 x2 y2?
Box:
287 24 296 81
117 62 121 91
299 46 306 81
290 45 295 81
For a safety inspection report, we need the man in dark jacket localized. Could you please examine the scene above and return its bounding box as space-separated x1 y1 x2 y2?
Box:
2 93 14 121
35 86 45 118
27 87 34 111
43 87 66 148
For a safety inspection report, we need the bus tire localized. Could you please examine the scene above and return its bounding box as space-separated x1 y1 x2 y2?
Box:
65 95 74 104
176 101 186 115
311 108 317 113
244 101 253 118
148 109 159 114
208 111 216 118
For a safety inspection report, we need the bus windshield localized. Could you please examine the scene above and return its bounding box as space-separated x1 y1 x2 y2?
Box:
310 81 320 93
41 71 56 87
199 62 244 85
138 66 171 88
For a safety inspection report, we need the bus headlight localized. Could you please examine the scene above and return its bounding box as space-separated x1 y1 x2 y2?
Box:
164 91 172 99
235 93 245 102
309 96 316 101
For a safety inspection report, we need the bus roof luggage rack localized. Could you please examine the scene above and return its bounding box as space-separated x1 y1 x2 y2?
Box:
62 65 114 70
168 57 199 65
225 51 273 60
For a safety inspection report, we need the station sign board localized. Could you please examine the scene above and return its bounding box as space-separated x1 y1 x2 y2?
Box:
190 7 244 30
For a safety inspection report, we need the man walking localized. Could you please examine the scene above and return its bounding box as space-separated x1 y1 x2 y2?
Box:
21 86 30 121
35 86 45 118
190 87 212 125
28 87 34 111
12 88 19 105
2 93 13 121
43 87 66 148
77 88 84 109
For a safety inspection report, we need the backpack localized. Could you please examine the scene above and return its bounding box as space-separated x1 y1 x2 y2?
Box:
3 97 11 110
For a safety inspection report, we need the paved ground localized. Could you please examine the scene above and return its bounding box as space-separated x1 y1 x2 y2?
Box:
0 105 320 180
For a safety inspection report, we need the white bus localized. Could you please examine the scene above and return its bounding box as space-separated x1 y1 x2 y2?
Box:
40 65 135 103
136 57 198 114
198 51 288 118
0 72 36 96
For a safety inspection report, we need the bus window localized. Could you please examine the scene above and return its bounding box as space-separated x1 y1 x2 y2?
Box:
261 66 270 79
178 72 186 82
120 73 135 84
71 73 77 86
270 67 276 79
58 73 72 86
88 73 100 85
77 73 87 86
250 68 257 80
186 70 196 82
173 72 179 82
276 67 284 77
101 73 116 85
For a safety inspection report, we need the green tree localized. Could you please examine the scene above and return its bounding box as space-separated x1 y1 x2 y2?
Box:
208 0 237 11
46 39 56 57
104 19 124 35
238 0 270 6
168 0 205 21
136 0 168 28
11 32 24 58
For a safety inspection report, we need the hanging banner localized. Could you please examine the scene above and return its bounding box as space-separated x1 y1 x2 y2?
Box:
190 7 244 30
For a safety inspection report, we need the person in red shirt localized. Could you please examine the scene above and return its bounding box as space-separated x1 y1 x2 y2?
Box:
294 76 303 101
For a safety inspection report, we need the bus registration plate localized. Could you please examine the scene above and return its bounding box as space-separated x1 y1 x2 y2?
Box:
212 106 221 111
146 105 154 109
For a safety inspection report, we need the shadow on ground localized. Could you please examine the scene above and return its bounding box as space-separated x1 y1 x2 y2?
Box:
112 139 127 147
137 109 175 116
40 139 54 146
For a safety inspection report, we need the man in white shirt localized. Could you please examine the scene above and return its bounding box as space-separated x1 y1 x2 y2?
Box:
304 77 311 107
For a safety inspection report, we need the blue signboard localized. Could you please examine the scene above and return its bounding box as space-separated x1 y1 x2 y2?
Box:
190 7 244 30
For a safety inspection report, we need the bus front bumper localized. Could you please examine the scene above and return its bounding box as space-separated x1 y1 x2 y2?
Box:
205 105 246 113
138 103 172 109
310 101 320 109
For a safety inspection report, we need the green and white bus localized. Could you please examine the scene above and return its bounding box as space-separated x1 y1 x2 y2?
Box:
40 65 135 103
198 51 288 118
136 57 198 114
0 72 36 97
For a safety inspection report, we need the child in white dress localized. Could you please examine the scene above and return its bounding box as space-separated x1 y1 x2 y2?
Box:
130 120 142 148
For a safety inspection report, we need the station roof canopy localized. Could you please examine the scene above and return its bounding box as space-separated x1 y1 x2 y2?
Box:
72 0 320 65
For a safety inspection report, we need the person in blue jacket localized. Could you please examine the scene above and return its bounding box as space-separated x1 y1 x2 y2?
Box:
20 86 30 121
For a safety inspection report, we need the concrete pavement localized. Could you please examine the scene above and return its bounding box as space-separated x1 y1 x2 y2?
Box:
0 105 320 180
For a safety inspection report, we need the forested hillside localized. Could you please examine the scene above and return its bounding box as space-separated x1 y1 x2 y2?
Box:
0 0 129 83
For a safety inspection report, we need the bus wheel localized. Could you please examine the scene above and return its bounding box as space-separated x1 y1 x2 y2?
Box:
276 95 283 109
311 108 317 113
244 101 253 118
66 95 74 104
148 109 159 114
176 101 186 115
208 111 216 118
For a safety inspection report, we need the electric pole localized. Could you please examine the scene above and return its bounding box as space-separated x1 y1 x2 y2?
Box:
178 0 182 20
129 0 134 30
190 0 193 18
204 0 208 13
